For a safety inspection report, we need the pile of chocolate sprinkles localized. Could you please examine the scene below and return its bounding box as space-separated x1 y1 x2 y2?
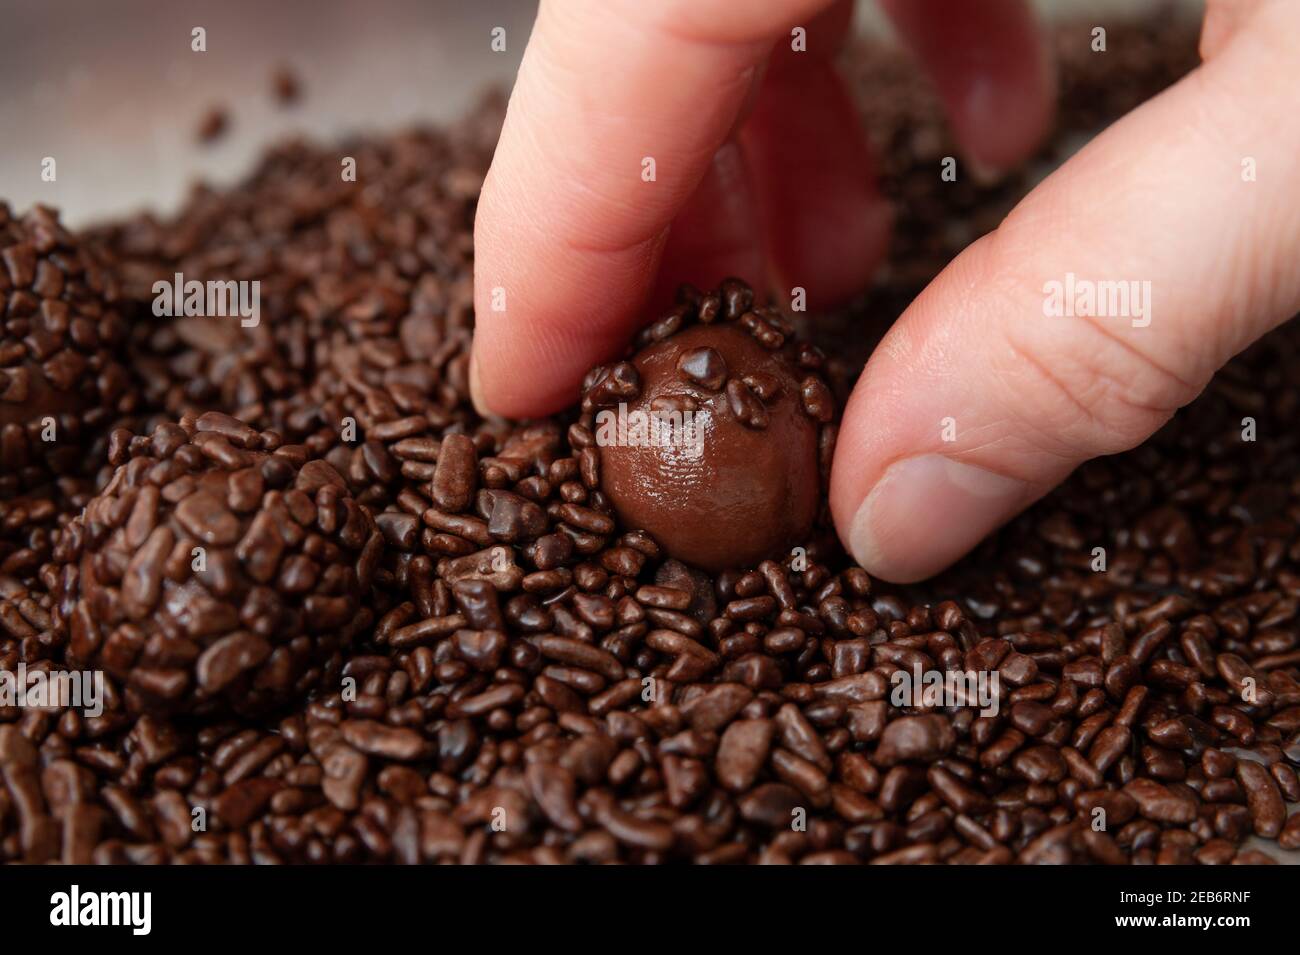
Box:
51 412 381 718
1 206 138 497
3 19 1300 865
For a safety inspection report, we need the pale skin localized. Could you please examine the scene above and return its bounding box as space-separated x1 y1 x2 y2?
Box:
471 0 1300 582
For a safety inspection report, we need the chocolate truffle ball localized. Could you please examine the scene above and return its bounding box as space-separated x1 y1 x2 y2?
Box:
584 281 834 572
52 412 383 716
0 205 137 497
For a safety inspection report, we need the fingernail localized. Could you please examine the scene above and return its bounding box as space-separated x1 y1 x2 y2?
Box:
958 75 1007 186
966 158 1010 187
468 348 492 418
956 72 1020 186
849 455 1029 583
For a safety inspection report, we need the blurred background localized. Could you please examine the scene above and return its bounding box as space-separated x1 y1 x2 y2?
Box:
1 0 1201 227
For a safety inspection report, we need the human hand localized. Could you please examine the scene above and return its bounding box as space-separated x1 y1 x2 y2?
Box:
472 0 1300 582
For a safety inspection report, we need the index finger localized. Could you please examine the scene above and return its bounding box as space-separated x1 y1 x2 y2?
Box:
471 0 835 418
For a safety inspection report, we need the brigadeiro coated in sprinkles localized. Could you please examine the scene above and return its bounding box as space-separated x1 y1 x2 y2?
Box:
50 411 383 716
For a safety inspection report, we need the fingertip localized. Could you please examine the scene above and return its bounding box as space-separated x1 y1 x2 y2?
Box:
468 346 492 418
652 140 768 305
949 49 1055 173
841 454 1031 583
768 192 892 309
741 57 889 309
882 0 1055 174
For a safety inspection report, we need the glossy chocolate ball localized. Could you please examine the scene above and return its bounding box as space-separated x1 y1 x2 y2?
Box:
588 300 832 572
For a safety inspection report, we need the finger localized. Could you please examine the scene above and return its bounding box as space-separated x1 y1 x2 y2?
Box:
879 0 1054 175
648 140 767 313
649 54 774 310
739 0 892 309
831 0 1300 583
472 0 837 418
1200 0 1265 59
